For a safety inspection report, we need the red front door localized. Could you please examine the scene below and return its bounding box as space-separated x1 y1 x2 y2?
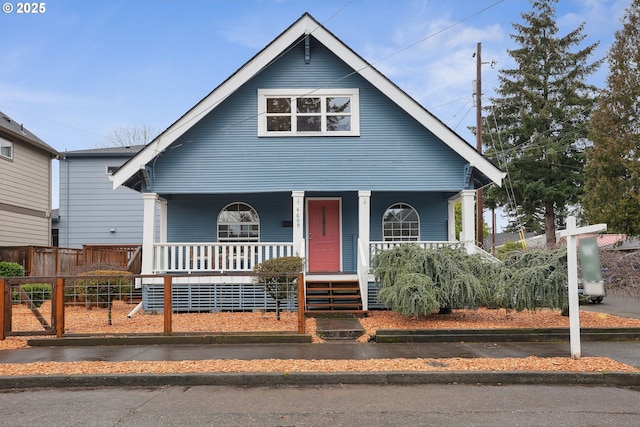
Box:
308 199 341 272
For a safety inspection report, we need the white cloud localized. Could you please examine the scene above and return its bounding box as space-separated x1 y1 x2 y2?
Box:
354 9 512 141
0 84 102 109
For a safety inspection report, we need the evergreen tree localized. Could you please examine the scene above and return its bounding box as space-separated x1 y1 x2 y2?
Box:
483 0 601 247
583 0 640 235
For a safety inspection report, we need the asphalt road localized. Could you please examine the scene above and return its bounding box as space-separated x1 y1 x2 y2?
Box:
1 384 639 426
580 294 640 319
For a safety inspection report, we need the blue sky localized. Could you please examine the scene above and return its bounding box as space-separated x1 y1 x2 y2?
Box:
0 0 630 215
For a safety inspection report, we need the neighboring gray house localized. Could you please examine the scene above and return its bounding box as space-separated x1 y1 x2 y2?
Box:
0 111 60 246
58 145 148 248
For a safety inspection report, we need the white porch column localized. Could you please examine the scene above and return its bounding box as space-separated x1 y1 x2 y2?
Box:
291 191 305 256
460 190 476 249
447 197 457 241
358 191 371 311
142 193 158 275
159 197 168 244
358 191 371 263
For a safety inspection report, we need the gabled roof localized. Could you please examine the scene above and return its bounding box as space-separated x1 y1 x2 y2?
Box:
64 145 145 158
112 12 504 190
0 111 60 158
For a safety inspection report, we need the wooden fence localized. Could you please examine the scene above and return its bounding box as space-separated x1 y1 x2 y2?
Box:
0 273 306 340
0 246 82 276
0 244 142 276
83 245 142 273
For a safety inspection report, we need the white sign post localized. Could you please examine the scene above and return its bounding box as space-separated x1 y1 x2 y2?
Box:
558 216 607 359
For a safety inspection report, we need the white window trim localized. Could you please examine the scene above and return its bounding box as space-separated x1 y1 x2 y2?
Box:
258 88 360 137
0 136 13 160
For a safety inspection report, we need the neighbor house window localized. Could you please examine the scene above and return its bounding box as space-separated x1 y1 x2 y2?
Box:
0 137 13 160
383 203 420 241
217 202 260 242
258 89 359 136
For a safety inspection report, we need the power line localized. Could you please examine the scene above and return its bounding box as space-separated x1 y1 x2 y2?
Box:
133 1 511 152
452 103 474 131
366 0 506 68
0 106 107 140
219 1 507 132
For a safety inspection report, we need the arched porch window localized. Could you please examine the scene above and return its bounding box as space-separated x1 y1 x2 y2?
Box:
383 203 420 241
217 202 260 242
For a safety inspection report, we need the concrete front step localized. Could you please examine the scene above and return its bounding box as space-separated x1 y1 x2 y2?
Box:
315 317 365 340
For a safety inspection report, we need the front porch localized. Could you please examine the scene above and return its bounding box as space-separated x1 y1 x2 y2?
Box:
146 240 463 312
139 189 483 313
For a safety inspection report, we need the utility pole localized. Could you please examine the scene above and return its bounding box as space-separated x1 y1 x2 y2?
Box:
475 42 484 247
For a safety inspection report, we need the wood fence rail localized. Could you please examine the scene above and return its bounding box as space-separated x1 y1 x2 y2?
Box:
0 244 142 276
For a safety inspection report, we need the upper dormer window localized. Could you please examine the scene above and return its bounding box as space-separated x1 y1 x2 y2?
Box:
258 89 359 136
0 136 13 160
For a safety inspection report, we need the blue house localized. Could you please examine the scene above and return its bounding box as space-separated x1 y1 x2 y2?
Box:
111 13 504 313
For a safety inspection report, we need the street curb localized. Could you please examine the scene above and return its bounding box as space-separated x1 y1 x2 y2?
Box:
375 328 640 343
24 328 640 347
27 334 313 346
1 371 640 390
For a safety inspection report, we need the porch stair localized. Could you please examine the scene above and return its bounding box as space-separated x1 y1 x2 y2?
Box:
304 278 365 315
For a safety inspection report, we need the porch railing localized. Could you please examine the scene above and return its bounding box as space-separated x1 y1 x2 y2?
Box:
154 241 466 274
153 242 296 273
369 240 461 261
368 240 500 266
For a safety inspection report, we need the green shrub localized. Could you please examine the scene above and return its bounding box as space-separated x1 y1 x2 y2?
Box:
253 256 304 320
373 245 570 316
372 245 493 316
12 284 52 308
493 248 568 311
74 270 132 309
0 261 25 277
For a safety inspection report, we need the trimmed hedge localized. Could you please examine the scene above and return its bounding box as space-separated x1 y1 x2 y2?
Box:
253 256 304 320
0 261 25 277
74 270 132 308
11 284 52 308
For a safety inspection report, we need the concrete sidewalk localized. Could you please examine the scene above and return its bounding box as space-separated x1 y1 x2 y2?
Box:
1 339 639 389
1 296 639 389
1 340 639 367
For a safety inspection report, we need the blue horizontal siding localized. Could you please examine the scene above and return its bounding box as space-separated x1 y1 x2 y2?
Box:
166 191 453 271
167 192 293 242
167 191 360 271
148 36 468 194
369 192 454 241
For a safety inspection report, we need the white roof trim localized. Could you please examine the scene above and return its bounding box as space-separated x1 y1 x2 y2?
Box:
112 13 504 189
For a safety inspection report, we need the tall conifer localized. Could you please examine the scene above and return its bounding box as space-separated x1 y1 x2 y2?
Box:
583 0 640 235
483 0 601 247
